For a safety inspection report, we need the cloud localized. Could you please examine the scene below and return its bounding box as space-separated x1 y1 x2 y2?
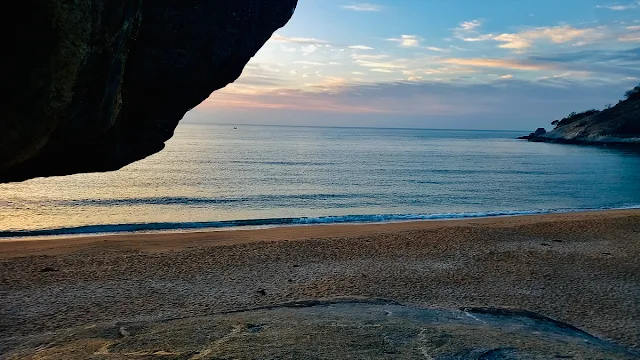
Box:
527 47 640 63
387 35 421 47
535 71 594 83
202 79 630 131
270 34 329 45
525 47 640 77
443 58 556 71
293 61 326 66
300 45 320 54
220 63 291 93
492 33 532 49
341 3 383 11
496 26 607 50
238 33 639 102
458 20 482 32
500 74 514 79
453 20 491 41
620 26 640 41
620 34 640 41
280 45 297 53
596 2 639 10
254 63 282 73
455 25 608 50
349 45 375 50
459 34 495 42
354 59 406 69
351 53 389 60
234 76 287 87
426 46 449 53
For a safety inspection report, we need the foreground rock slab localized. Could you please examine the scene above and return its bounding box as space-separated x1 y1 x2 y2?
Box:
3 299 637 359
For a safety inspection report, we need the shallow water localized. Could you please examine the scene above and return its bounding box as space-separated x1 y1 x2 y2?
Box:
1 124 640 236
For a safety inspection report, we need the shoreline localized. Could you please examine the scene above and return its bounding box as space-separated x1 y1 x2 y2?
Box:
2 206 640 243
1 208 638 258
2 208 639 354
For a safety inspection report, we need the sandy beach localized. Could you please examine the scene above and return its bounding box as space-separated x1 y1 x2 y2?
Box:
1 209 640 357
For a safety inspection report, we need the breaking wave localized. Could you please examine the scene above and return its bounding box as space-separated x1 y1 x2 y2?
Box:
1 206 639 239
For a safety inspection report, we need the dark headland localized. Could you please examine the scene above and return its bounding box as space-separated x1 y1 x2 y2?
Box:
1 1 298 183
520 84 640 145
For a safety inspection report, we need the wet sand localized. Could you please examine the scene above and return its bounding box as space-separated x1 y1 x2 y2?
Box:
1 210 639 353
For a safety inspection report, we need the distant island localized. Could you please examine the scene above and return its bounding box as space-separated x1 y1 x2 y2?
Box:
520 84 640 145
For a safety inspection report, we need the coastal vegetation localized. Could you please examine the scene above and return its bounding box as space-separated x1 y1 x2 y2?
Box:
551 109 600 129
624 84 640 100
521 83 640 144
551 83 639 129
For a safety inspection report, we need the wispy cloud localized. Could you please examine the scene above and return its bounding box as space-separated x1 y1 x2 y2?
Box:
341 3 383 11
353 58 406 69
443 58 556 71
454 24 608 50
300 45 320 54
204 80 629 128
280 45 297 53
270 34 329 45
526 47 640 78
293 61 326 66
351 53 390 60
426 46 450 53
349 45 375 50
495 26 607 49
387 35 421 47
453 20 489 41
596 1 640 10
620 33 640 41
620 25 640 41
194 2 640 129
458 20 483 32
459 34 495 42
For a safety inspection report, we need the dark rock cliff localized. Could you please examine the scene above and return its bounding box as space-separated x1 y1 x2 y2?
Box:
1 0 297 182
521 89 640 145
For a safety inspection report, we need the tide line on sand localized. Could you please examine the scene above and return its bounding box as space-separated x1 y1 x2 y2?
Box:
1 205 640 239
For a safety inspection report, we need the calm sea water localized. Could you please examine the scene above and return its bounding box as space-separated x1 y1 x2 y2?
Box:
1 124 640 237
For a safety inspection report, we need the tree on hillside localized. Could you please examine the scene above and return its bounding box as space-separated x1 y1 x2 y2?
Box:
624 84 640 100
552 109 600 128
551 84 639 129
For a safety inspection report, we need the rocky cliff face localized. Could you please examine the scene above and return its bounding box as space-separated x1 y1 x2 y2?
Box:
1 0 297 182
524 96 640 145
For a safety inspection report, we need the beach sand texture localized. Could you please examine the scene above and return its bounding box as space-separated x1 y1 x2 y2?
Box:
1 210 639 358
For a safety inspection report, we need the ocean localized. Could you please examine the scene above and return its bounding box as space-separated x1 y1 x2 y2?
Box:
1 124 640 237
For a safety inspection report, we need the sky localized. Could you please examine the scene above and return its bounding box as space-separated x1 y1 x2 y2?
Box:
184 0 640 130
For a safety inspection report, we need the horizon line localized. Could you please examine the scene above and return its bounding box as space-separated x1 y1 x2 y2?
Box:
181 122 532 133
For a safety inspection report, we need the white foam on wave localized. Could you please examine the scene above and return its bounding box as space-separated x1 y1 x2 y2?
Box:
1 205 639 239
